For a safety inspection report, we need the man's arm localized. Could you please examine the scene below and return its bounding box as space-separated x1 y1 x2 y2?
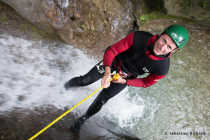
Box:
103 32 134 66
127 74 166 88
102 32 134 88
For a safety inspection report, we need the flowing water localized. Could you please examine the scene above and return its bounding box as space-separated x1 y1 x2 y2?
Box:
0 33 209 140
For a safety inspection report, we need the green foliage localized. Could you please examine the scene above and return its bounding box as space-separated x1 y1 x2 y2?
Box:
0 14 8 23
139 12 175 24
180 0 193 9
180 0 208 9
200 0 208 8
144 0 166 13
139 11 193 25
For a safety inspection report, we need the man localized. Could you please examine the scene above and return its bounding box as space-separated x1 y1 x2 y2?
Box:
64 24 189 132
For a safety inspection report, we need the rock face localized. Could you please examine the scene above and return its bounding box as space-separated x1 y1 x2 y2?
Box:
0 107 141 140
1 0 140 56
163 0 210 20
2 0 209 56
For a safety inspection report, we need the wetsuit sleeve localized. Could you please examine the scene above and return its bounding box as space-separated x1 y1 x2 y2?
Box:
127 74 166 88
103 32 134 66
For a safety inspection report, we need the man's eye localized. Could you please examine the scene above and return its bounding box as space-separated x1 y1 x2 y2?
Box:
163 39 167 44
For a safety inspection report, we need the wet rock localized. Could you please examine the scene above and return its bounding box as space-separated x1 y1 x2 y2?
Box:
1 0 141 56
1 0 210 57
0 106 141 140
17 95 26 102
164 0 210 21
139 0 210 22
0 1 59 41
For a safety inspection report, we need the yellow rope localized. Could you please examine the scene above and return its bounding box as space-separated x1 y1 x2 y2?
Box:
28 73 119 140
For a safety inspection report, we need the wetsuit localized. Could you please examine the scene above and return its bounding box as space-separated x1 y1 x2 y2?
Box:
66 31 170 132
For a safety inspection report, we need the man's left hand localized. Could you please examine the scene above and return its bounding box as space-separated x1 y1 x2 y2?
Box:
112 74 126 84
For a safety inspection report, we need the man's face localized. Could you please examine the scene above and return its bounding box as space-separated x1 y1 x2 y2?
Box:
153 34 177 56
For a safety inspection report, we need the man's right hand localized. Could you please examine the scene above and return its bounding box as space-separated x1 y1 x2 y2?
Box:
101 74 111 88
101 66 112 88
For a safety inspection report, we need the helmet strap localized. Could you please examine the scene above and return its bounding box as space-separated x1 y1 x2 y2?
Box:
169 48 179 57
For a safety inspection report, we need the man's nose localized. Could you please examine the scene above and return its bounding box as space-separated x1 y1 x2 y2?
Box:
161 44 167 51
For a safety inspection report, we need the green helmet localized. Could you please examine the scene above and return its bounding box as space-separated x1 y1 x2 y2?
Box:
164 24 189 49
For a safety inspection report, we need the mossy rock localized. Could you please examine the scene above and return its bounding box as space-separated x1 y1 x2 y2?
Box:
139 11 193 25
0 14 8 23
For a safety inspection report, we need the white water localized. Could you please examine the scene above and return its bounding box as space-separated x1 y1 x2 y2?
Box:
0 34 144 130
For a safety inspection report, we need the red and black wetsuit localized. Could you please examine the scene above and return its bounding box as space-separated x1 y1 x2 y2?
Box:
103 31 169 88
67 31 170 125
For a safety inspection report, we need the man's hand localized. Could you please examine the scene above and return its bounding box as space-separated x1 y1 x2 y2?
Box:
101 66 111 88
112 74 126 84
101 74 112 88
